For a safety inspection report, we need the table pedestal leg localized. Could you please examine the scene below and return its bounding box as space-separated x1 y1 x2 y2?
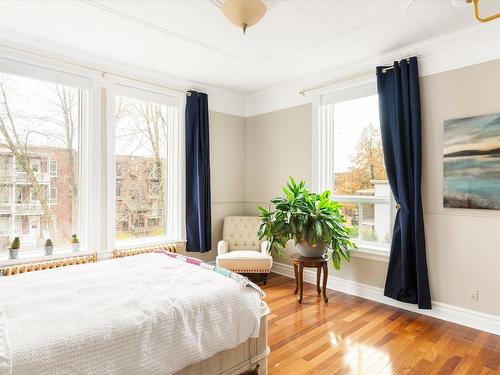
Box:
316 266 321 295
298 263 304 303
293 264 298 295
322 262 328 303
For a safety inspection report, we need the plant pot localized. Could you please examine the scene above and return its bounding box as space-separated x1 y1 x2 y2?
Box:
71 243 80 252
9 248 19 259
45 245 53 256
296 241 328 258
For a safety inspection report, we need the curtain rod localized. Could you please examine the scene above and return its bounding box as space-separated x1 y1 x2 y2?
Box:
0 42 192 96
299 59 410 96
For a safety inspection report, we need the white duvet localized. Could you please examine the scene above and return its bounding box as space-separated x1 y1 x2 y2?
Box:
0 253 263 375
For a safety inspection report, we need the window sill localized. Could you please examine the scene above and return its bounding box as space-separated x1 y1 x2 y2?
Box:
0 249 95 268
350 245 390 263
114 237 186 251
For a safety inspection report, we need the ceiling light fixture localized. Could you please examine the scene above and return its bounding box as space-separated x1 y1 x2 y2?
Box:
212 0 268 34
466 0 500 23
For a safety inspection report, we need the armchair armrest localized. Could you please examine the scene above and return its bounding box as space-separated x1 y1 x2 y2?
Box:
261 240 271 255
217 240 229 256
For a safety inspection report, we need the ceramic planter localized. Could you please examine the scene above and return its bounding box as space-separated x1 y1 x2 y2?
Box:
71 243 80 252
9 248 19 259
45 245 53 256
296 241 328 258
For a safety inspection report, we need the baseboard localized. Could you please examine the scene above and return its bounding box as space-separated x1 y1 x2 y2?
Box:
272 262 500 335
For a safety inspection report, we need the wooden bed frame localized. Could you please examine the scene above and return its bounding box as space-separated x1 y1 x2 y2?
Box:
175 302 270 375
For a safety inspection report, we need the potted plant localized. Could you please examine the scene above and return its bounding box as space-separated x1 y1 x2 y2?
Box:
44 239 54 256
9 237 20 259
70 234 80 252
258 178 355 270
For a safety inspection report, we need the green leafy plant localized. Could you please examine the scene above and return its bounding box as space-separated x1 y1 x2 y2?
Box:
257 177 355 270
10 237 20 250
70 234 79 244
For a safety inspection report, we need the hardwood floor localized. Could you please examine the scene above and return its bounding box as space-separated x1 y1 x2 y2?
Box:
261 274 500 375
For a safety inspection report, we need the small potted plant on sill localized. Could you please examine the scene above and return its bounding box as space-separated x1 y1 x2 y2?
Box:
9 237 20 259
70 234 80 252
258 177 356 270
44 238 54 256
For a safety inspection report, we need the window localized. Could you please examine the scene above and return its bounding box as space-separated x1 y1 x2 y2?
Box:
0 70 85 253
50 160 58 176
50 187 57 204
317 87 393 251
112 89 180 245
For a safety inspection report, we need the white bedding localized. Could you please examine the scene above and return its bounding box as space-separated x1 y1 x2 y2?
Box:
0 253 263 375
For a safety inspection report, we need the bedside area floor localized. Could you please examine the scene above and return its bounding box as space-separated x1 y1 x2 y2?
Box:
261 274 500 375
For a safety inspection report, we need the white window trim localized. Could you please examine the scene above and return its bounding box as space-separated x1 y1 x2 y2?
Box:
105 81 185 252
0 57 101 265
0 44 191 267
312 82 392 262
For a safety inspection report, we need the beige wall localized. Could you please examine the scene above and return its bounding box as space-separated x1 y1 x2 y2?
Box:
243 59 500 316
244 104 312 206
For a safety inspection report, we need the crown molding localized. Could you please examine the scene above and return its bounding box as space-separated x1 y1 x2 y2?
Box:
0 28 248 117
1 22 500 119
245 22 500 117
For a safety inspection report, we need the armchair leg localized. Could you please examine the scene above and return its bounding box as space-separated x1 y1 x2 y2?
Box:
263 273 268 285
241 273 270 285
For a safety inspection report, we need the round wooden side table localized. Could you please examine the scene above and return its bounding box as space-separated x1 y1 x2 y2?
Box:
291 253 329 303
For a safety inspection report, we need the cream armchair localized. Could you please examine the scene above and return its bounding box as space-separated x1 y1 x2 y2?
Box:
216 216 273 284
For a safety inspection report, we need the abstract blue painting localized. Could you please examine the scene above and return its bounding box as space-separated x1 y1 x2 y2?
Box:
444 113 500 209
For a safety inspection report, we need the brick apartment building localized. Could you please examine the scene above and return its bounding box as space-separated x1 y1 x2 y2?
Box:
0 144 164 251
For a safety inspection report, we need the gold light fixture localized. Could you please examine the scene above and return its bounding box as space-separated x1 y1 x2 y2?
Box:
467 0 500 23
215 0 268 34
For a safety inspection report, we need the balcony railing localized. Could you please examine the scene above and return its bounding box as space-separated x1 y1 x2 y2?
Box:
333 194 394 246
15 171 50 184
0 172 50 184
0 204 11 214
0 203 44 215
148 208 162 218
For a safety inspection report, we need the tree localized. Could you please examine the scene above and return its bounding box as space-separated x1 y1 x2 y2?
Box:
114 97 168 238
0 76 55 237
335 122 387 195
38 85 79 226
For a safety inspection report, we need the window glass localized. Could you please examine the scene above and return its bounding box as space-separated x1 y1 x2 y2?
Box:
0 72 81 253
332 95 391 246
114 95 171 241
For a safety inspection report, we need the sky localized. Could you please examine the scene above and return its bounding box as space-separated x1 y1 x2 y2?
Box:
0 72 79 150
333 94 380 173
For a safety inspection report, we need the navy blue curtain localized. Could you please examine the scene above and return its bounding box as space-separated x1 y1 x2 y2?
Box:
185 91 211 253
376 57 431 309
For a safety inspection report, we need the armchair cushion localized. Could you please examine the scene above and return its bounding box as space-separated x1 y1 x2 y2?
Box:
223 216 262 251
216 251 272 273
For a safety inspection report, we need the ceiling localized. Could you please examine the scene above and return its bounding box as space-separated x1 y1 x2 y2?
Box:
0 0 498 93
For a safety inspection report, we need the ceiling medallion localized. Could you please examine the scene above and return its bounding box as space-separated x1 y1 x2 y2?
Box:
212 0 272 34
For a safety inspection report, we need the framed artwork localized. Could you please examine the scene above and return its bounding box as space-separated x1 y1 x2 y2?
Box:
443 113 500 210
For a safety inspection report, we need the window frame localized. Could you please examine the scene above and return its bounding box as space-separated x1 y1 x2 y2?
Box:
313 83 393 262
105 81 184 251
0 56 101 265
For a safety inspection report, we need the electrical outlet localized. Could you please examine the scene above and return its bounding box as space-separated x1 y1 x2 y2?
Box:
469 289 479 302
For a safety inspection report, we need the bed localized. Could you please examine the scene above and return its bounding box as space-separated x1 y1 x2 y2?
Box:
0 252 269 375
